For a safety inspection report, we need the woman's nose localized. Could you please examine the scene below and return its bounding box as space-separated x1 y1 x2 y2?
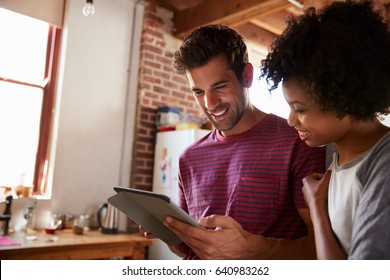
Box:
287 111 298 127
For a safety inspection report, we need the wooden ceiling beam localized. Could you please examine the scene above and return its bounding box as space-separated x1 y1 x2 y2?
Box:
234 22 277 50
250 18 283 35
173 0 291 38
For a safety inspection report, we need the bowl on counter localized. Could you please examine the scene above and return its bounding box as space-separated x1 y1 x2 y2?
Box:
44 227 56 234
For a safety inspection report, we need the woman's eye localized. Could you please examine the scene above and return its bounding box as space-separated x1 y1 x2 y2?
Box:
294 108 306 114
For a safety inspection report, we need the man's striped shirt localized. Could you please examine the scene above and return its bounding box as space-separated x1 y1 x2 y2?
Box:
178 114 326 259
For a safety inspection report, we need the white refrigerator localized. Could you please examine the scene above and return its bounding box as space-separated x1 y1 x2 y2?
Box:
148 128 210 260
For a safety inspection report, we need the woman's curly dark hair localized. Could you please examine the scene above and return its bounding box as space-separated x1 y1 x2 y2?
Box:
261 0 390 120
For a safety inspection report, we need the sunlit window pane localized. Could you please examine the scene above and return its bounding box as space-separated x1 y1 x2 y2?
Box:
249 68 289 119
0 8 49 85
0 81 42 187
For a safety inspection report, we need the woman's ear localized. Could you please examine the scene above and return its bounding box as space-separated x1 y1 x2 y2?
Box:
242 63 254 88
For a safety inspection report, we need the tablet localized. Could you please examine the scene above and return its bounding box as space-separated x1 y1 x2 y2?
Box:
107 186 200 246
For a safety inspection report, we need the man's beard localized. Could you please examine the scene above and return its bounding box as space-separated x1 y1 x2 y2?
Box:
204 103 242 132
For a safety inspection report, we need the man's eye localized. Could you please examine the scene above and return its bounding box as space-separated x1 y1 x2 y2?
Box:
214 84 227 91
193 90 204 96
295 109 305 114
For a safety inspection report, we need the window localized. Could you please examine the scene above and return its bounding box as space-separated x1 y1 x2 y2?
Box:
249 67 289 120
247 46 289 120
0 8 61 196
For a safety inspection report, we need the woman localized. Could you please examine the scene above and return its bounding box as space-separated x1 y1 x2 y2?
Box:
261 0 390 259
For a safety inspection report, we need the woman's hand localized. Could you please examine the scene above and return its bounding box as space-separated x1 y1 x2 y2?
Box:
302 170 332 212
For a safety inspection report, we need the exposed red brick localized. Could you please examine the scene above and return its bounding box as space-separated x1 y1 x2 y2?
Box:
151 100 166 108
143 52 154 60
140 98 150 106
155 55 171 65
134 175 144 183
172 91 186 99
143 76 161 84
135 159 145 167
142 67 152 75
161 96 179 104
144 177 153 184
130 3 203 192
186 94 195 101
172 75 188 84
144 60 161 69
142 45 163 55
163 80 178 89
154 70 170 79
138 127 148 135
141 83 151 90
144 91 159 99
163 65 175 73
140 121 156 129
134 168 153 176
179 99 194 108
143 28 164 40
156 40 166 48
153 86 169 95
142 107 157 114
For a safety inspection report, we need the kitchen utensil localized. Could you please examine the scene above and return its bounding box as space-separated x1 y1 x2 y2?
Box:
97 202 119 234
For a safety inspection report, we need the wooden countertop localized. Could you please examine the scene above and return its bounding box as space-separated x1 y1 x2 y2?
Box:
0 229 152 260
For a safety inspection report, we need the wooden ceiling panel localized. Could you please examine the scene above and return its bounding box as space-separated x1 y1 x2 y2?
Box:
172 0 292 38
250 9 294 35
234 22 277 50
145 0 389 49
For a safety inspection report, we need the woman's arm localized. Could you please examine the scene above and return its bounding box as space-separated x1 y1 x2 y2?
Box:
302 171 347 259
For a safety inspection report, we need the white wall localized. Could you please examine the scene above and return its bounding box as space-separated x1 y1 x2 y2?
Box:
7 0 143 231
0 0 65 26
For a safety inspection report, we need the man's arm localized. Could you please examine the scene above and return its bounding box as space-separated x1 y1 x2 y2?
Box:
164 210 316 260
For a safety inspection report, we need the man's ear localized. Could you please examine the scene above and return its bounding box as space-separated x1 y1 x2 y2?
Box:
242 63 254 88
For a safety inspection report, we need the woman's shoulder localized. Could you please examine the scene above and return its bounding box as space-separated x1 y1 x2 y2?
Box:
357 131 390 183
366 131 390 161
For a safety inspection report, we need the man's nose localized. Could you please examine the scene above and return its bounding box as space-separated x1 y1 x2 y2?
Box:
204 92 219 110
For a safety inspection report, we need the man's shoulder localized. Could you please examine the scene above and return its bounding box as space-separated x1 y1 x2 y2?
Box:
180 129 215 156
263 113 298 137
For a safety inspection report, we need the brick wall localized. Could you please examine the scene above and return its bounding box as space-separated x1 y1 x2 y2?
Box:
130 4 204 191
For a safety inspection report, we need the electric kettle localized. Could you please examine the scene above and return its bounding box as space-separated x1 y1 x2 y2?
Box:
97 202 119 234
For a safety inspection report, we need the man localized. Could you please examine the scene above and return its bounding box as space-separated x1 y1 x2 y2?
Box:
144 24 326 259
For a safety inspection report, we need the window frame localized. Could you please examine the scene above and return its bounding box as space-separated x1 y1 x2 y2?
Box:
34 26 62 195
0 24 61 195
